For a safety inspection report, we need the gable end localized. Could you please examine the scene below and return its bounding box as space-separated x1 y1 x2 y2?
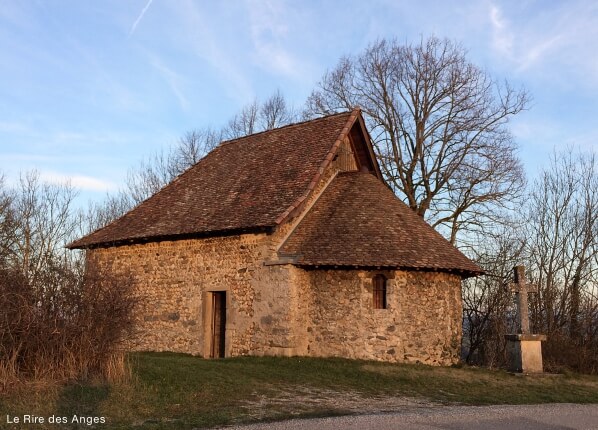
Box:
274 108 383 226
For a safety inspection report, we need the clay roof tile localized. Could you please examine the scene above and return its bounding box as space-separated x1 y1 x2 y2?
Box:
278 171 483 277
68 110 358 249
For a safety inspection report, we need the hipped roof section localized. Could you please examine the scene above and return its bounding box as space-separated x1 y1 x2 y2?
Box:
278 172 483 278
68 109 366 249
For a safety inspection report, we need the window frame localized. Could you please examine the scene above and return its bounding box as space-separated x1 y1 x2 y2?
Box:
373 274 387 310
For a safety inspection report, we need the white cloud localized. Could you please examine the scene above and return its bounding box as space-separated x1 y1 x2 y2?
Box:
510 116 561 147
39 171 117 192
490 5 513 57
0 121 30 134
516 35 563 72
489 3 557 70
53 131 88 141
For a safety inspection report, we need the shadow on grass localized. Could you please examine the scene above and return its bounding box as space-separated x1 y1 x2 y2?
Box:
55 383 111 428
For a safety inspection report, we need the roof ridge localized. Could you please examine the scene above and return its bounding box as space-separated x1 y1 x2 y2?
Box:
274 107 362 225
127 110 362 200
217 109 357 149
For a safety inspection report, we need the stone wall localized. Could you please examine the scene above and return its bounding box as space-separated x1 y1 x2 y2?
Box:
86 233 271 356
87 241 462 364
87 233 315 358
293 268 463 365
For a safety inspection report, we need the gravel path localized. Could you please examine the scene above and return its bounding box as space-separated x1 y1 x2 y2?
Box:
220 404 598 430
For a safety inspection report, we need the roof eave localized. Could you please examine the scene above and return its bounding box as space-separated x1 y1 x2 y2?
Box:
67 225 275 250
293 262 483 278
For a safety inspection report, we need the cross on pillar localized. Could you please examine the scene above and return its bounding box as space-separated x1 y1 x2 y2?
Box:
509 265 537 335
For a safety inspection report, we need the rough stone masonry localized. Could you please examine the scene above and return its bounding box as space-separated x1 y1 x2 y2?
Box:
87 237 463 365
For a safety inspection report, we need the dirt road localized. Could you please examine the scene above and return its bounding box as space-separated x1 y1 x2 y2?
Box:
223 404 598 430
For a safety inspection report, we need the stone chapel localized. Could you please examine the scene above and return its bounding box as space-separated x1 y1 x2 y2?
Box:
69 108 482 365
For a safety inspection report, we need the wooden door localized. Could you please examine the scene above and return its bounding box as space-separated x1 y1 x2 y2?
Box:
210 292 226 358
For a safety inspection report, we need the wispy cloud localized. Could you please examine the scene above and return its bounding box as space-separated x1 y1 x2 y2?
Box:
129 0 154 36
39 171 117 192
145 51 189 110
489 5 513 57
510 117 559 147
488 1 598 86
489 3 556 70
245 0 307 81
0 121 30 134
491 6 562 73
175 0 254 103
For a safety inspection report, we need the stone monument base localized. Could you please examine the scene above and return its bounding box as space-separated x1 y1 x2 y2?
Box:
505 334 547 373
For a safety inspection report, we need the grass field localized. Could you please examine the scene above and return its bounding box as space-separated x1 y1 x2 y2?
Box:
2 352 598 429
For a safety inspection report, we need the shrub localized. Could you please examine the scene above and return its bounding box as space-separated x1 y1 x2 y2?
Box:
0 265 137 393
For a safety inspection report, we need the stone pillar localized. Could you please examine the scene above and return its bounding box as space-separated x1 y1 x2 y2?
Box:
505 334 547 373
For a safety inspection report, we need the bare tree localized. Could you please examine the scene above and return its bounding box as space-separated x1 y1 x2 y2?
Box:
6 171 79 286
224 99 260 139
462 225 524 366
125 126 222 206
0 173 138 388
306 37 529 244
79 190 133 235
463 149 598 373
224 90 297 139
125 149 174 206
527 151 598 352
0 174 15 266
171 127 221 173
259 89 296 130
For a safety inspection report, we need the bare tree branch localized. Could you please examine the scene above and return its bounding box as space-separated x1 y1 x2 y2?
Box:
306 37 529 245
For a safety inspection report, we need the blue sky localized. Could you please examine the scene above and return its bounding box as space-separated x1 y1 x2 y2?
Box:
1 0 597 205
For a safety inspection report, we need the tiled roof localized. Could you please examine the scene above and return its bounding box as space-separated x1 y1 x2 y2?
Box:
279 171 483 277
68 110 360 249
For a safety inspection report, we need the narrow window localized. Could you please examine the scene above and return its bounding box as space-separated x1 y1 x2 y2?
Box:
373 274 387 309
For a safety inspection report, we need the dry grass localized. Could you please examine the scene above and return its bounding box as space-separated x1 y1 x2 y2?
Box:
0 267 137 392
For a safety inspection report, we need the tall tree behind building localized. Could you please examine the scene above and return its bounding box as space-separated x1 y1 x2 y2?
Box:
0 174 15 266
527 150 598 371
223 90 297 139
306 37 529 244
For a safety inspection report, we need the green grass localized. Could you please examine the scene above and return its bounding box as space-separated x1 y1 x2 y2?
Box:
2 353 598 429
